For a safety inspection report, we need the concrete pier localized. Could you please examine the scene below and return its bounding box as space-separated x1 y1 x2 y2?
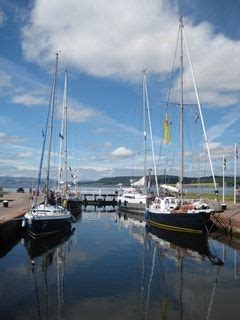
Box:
0 192 32 224
211 202 240 236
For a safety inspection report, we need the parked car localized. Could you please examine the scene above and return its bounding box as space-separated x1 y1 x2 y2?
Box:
17 187 25 193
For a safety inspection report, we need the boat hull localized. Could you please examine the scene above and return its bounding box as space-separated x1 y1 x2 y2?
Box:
145 209 210 234
24 214 72 238
118 202 145 215
67 198 82 215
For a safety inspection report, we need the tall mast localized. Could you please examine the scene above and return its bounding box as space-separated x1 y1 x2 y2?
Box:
143 71 159 196
179 16 184 199
57 69 68 194
63 69 68 194
143 70 147 192
57 74 65 191
45 53 59 203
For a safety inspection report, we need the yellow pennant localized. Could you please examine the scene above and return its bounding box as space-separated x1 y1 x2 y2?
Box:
164 113 170 144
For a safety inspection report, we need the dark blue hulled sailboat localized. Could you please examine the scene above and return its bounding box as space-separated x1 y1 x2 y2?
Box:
22 54 72 238
145 17 219 235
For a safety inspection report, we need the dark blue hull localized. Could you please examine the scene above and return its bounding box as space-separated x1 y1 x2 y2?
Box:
24 228 74 259
146 224 210 255
67 199 82 215
145 209 210 234
26 216 72 238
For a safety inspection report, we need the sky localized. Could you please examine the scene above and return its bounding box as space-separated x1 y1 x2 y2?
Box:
0 0 240 182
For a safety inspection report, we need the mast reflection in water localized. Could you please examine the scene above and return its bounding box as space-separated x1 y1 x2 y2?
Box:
0 206 240 319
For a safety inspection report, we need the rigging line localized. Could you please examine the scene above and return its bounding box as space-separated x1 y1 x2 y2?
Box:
157 27 180 170
144 246 157 320
32 265 42 320
182 27 219 197
57 70 67 191
160 100 198 106
166 25 181 107
45 53 59 203
143 71 159 196
140 232 147 320
157 27 181 180
206 266 221 320
34 76 54 206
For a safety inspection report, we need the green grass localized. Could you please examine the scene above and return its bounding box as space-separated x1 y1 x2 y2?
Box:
186 192 240 202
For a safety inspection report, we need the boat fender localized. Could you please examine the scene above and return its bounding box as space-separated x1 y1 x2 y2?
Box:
21 218 26 228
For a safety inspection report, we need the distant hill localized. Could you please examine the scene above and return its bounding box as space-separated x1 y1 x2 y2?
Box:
0 175 239 189
0 176 37 188
96 175 240 187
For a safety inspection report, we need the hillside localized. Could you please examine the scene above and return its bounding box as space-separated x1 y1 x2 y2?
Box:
0 175 239 188
96 175 240 187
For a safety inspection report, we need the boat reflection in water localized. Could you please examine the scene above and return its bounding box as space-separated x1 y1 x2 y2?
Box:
117 208 223 266
23 227 75 319
23 227 75 260
146 224 223 265
116 209 146 244
0 220 23 258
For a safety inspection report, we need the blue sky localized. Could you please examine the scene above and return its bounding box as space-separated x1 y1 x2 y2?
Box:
0 0 240 182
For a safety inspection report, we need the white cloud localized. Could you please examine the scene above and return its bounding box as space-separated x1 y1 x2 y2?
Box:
21 0 240 108
12 93 47 106
207 106 240 141
68 106 99 123
94 127 107 134
17 151 33 159
0 132 26 144
110 146 133 158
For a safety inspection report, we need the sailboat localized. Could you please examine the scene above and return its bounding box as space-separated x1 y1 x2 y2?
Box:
117 71 157 215
22 54 72 238
56 69 82 216
145 17 220 234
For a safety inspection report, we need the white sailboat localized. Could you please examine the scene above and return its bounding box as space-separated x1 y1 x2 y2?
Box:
22 54 72 238
56 69 82 215
145 17 220 234
117 71 157 215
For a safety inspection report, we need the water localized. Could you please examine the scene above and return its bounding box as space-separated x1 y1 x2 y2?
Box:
0 206 240 319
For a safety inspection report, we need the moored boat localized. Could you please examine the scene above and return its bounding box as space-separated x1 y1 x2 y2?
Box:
145 17 220 234
22 54 73 238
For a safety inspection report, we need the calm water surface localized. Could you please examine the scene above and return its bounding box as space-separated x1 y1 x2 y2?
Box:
0 206 240 320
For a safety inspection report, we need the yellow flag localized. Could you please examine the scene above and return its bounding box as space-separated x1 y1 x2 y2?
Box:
164 113 170 144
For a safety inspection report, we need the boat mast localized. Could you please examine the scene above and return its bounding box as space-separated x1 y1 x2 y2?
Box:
57 74 65 192
63 69 68 194
34 82 54 206
143 70 147 193
143 71 159 196
45 53 59 204
179 16 184 199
